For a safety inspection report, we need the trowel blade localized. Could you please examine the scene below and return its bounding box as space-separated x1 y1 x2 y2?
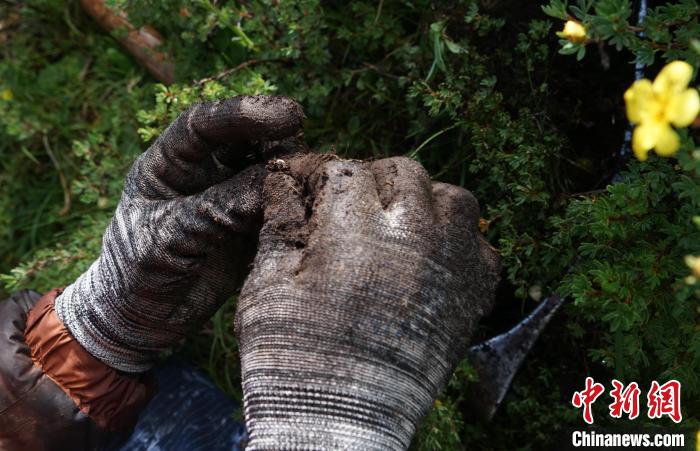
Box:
465 295 565 421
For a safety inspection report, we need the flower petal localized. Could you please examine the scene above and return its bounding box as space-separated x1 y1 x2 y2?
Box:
667 88 700 127
562 21 587 43
624 79 654 124
654 124 680 157
653 61 693 95
632 123 660 161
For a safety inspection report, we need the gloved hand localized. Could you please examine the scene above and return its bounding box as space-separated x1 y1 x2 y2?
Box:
236 154 501 450
55 96 305 373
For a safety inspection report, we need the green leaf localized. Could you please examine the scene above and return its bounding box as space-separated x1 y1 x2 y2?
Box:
541 0 569 20
444 38 464 54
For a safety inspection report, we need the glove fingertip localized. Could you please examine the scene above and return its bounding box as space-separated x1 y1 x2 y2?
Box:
431 181 481 230
235 95 305 142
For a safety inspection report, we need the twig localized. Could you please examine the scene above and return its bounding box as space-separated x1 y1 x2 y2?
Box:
194 58 290 86
43 135 71 217
374 0 384 24
79 57 93 81
80 0 175 84
361 62 402 80
566 188 606 198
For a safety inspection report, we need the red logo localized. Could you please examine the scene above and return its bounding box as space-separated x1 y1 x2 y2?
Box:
647 380 682 423
608 379 640 420
572 378 682 424
572 377 605 424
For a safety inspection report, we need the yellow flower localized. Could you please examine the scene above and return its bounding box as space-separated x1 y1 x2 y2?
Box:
1 89 12 101
684 255 700 284
624 61 700 161
685 255 700 278
557 20 587 44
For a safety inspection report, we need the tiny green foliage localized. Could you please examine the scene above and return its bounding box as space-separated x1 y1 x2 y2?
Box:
2 0 699 448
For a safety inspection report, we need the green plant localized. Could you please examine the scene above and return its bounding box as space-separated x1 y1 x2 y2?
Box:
2 0 698 448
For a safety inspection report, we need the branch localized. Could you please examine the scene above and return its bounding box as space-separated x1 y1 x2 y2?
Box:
194 58 291 86
43 135 71 217
80 0 175 84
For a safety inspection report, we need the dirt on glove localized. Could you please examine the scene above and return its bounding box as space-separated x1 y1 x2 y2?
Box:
236 152 500 450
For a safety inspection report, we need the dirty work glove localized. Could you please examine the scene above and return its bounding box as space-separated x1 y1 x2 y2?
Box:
236 154 501 450
55 96 305 373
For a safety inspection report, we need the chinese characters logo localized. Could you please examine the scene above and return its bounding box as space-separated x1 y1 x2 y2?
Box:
571 378 681 424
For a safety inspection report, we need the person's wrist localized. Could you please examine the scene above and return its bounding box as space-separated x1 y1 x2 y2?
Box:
54 257 150 372
26 288 156 431
243 378 420 450
237 286 439 450
245 420 411 450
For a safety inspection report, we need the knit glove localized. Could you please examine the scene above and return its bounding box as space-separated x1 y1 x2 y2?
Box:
236 154 501 450
55 96 305 373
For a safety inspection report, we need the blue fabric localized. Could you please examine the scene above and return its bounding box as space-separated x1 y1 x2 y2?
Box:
117 360 247 451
